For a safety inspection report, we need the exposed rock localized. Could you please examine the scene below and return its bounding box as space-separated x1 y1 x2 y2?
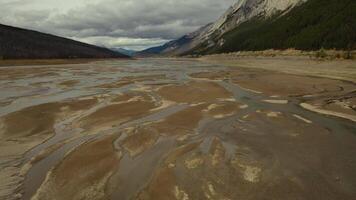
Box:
141 0 307 56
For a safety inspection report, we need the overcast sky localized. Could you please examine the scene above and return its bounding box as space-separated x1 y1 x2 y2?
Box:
0 0 236 50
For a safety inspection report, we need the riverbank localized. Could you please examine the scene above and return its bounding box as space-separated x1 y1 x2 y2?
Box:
0 58 355 200
199 49 355 60
0 58 131 67
199 55 356 123
200 52 356 83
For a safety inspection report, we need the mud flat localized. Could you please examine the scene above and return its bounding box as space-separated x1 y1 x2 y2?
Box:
301 103 356 123
0 59 121 67
234 70 356 123
193 60 356 123
0 58 355 200
201 54 356 82
78 97 157 132
0 99 98 199
156 81 232 104
32 135 121 200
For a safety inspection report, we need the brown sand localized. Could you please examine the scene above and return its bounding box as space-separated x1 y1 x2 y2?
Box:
137 167 177 200
205 101 243 119
29 142 67 165
197 65 356 121
209 137 226 167
301 103 356 123
0 98 98 199
96 75 167 89
1 58 355 200
151 104 207 136
58 80 80 88
137 142 203 200
201 55 356 82
97 80 133 89
79 99 156 130
157 81 232 104
323 98 356 116
1 103 59 139
233 72 351 97
301 92 356 122
1 99 97 139
33 134 121 200
111 93 139 102
121 127 160 157
0 59 120 67
164 142 202 165
0 67 58 80
190 71 231 80
120 74 167 82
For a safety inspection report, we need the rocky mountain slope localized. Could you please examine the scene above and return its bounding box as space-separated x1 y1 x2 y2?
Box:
141 0 355 56
137 23 212 56
0 24 129 59
196 0 306 45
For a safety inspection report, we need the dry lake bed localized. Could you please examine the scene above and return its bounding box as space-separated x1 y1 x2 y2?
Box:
0 58 355 200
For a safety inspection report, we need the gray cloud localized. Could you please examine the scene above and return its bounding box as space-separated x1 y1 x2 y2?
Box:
0 0 236 50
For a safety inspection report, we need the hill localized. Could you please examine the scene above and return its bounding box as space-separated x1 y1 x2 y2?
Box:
0 24 129 59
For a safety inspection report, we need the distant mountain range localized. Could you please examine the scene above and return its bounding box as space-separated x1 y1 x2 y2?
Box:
139 0 356 56
112 48 137 57
137 24 212 57
0 24 129 59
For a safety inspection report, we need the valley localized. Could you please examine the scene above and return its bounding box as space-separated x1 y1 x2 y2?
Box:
0 0 355 199
0 58 355 200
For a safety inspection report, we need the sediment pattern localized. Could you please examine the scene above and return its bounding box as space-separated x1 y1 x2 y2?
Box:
0 58 355 200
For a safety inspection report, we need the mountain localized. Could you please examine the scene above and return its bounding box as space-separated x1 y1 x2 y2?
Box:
144 0 355 56
0 24 129 59
137 23 212 56
137 45 167 56
189 0 356 55
112 48 137 56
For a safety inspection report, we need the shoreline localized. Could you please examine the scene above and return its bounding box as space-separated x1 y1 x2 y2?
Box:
0 58 131 67
300 103 356 123
199 49 355 60
194 56 356 123
0 58 355 199
199 54 356 83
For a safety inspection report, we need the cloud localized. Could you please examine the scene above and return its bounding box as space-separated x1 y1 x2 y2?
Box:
71 36 170 51
0 0 236 50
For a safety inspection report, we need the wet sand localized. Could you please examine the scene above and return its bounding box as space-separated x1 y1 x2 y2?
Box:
0 58 355 200
201 55 356 82
32 134 121 200
157 81 232 104
0 59 124 67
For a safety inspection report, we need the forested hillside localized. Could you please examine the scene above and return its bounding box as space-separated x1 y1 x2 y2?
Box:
189 0 355 55
0 24 129 59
